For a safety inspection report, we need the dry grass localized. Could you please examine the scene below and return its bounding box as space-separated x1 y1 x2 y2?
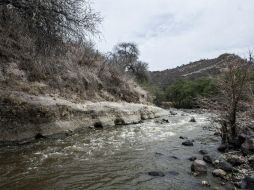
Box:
0 28 148 104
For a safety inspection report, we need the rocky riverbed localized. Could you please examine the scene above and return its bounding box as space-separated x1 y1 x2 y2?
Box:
1 109 249 190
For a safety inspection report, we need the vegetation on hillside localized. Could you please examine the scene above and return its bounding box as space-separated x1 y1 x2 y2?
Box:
0 1 149 103
144 78 217 108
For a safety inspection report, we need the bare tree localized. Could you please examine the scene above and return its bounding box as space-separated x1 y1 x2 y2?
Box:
110 42 150 83
113 42 139 71
218 56 251 140
0 0 101 53
132 61 149 83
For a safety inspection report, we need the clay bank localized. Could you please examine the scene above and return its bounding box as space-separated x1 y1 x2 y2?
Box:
0 91 168 145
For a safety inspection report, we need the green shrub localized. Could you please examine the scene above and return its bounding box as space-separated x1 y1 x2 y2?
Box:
165 78 218 108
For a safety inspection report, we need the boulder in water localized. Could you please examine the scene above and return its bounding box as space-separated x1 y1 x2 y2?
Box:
203 155 213 164
191 160 207 175
182 140 194 146
212 169 227 178
217 144 227 152
199 150 208 155
217 161 233 172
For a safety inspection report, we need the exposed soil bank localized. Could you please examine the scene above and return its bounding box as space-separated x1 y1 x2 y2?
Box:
0 91 168 145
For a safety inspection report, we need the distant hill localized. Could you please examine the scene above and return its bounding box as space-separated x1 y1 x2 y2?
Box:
150 53 244 86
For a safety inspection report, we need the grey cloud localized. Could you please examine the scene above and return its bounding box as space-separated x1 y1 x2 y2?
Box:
93 0 254 71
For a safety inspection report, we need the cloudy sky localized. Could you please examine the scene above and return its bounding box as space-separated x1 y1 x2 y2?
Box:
93 0 254 71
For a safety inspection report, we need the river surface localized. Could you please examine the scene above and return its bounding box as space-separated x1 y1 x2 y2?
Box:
0 110 233 190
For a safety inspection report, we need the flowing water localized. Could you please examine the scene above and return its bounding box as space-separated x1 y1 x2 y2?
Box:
0 110 233 190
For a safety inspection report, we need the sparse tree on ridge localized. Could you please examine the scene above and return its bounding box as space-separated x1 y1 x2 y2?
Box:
111 42 149 83
113 42 139 72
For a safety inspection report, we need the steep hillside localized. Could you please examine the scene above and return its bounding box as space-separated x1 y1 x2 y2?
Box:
150 53 244 86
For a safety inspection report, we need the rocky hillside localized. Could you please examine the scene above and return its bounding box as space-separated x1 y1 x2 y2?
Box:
150 53 244 86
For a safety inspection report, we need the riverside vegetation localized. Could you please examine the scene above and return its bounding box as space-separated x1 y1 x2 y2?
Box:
0 1 254 190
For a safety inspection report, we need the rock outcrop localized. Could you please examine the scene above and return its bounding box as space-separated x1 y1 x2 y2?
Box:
0 91 168 145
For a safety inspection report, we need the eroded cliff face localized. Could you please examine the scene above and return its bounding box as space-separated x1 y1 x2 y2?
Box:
0 91 168 145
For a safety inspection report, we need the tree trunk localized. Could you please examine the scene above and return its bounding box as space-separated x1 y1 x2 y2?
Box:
229 102 237 137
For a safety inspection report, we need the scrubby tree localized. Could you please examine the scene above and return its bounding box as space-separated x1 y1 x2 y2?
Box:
218 57 251 139
0 0 101 53
110 42 149 83
113 42 139 71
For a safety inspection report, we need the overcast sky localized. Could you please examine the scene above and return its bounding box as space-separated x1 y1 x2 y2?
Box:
93 0 254 71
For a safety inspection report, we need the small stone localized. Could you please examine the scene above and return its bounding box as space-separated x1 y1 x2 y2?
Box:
214 132 221 136
191 160 207 175
148 171 165 177
188 156 197 161
203 155 213 164
170 111 177 115
179 136 188 140
212 169 227 178
182 140 194 146
202 180 210 186
213 160 220 165
199 150 208 155
162 119 169 123
155 152 164 156
170 156 179 160
189 117 196 122
217 144 227 152
217 161 233 172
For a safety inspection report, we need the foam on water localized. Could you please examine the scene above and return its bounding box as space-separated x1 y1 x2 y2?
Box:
0 110 231 190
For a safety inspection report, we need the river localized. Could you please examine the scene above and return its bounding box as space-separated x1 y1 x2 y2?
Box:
0 110 234 190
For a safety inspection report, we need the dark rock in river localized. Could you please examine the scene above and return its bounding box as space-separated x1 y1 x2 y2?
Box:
189 117 196 122
170 156 179 160
170 111 177 115
203 155 213 164
217 161 233 173
191 160 207 175
179 136 188 140
188 156 197 161
199 150 208 155
162 119 169 123
182 140 194 146
217 144 227 152
155 152 164 156
148 171 165 177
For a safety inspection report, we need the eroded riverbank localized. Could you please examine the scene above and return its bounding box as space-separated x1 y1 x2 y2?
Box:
0 92 167 145
0 110 237 190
